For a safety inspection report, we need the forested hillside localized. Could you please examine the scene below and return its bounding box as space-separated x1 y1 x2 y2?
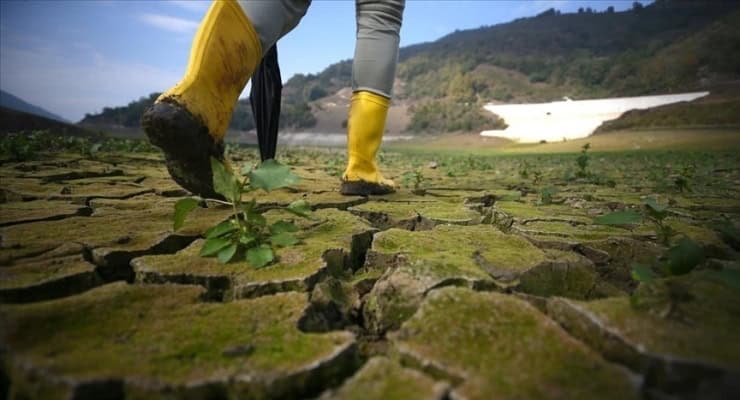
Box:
81 0 740 134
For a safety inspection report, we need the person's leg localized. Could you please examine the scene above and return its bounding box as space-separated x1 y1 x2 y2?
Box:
238 0 309 55
142 0 310 198
341 0 405 196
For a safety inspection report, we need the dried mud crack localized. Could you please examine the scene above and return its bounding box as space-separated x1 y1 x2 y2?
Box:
1 149 739 399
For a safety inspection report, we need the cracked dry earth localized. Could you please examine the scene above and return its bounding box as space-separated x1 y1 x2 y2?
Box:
1 149 739 400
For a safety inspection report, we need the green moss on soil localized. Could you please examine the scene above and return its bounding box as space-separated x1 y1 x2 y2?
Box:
250 189 365 210
1 283 354 394
551 277 740 372
391 287 638 400
495 201 591 223
89 194 178 212
519 260 600 300
0 205 231 264
321 357 447 400
132 209 374 295
0 177 153 200
351 269 384 285
516 220 652 241
666 218 725 247
372 224 545 275
0 255 94 290
351 200 480 225
0 200 86 225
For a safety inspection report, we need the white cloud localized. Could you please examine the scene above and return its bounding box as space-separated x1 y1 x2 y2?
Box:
169 0 209 13
140 13 198 33
0 44 181 121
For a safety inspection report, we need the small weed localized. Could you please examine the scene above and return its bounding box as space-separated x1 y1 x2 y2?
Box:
575 142 590 178
174 157 311 268
562 168 576 182
593 197 675 245
628 237 730 318
532 170 543 185
402 168 426 194
673 174 691 192
325 156 344 177
538 186 558 205
519 160 531 179
643 197 676 245
1 132 39 161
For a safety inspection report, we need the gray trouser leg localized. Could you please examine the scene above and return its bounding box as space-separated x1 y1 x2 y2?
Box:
237 0 311 56
353 0 405 99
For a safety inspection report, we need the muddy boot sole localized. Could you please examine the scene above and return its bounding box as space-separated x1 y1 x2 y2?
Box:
340 180 396 196
141 100 225 199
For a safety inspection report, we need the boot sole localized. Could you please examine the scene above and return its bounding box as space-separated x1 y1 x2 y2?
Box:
340 180 396 196
141 101 225 199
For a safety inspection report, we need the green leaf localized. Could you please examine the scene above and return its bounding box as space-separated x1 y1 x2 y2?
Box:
717 221 739 245
245 207 267 226
211 157 240 201
240 163 253 176
173 198 199 231
239 233 256 246
593 210 642 226
644 197 666 212
286 199 312 218
542 186 558 195
200 237 232 257
704 269 740 292
205 220 238 239
248 159 299 192
631 264 655 284
643 197 668 220
666 237 705 275
246 244 274 268
217 243 238 264
270 220 299 235
271 232 299 247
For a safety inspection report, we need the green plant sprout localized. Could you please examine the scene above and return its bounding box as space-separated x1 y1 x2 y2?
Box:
629 236 739 317
325 156 343 177
673 163 695 192
518 160 531 179
592 197 675 245
173 157 312 268
642 197 676 245
575 142 590 178
629 237 705 318
532 169 543 185
402 168 426 194
538 186 558 205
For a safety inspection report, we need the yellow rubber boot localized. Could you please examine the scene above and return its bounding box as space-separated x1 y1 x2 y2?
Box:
141 0 261 198
159 0 261 140
341 91 396 196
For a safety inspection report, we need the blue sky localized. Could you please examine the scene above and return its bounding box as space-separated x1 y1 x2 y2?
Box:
0 0 645 122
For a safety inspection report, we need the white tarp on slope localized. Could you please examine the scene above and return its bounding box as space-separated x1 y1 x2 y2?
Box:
480 91 709 143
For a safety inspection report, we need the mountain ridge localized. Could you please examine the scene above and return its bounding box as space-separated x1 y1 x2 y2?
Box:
0 90 69 123
80 0 740 135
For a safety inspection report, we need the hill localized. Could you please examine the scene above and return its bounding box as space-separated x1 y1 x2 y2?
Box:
81 0 740 135
0 90 68 123
79 93 261 135
0 106 102 138
594 82 740 133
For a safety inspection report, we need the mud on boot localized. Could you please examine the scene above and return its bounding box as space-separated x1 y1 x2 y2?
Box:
141 0 262 199
141 101 225 199
340 179 395 196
